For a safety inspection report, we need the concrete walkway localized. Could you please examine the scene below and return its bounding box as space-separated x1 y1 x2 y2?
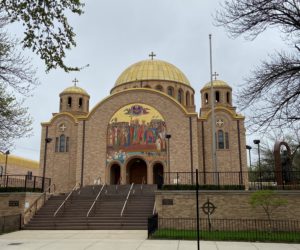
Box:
0 230 300 250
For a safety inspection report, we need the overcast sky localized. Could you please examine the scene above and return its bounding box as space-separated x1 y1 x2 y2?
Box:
8 0 286 161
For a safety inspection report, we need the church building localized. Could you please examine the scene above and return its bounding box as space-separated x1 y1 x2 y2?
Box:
39 58 247 192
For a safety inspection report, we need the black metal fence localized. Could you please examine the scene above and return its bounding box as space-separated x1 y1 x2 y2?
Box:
0 214 22 234
162 171 300 190
0 175 51 192
148 216 300 242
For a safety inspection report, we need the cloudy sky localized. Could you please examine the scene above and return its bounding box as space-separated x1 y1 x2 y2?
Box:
8 0 286 161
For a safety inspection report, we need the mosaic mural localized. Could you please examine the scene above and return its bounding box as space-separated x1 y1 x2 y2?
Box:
107 103 167 164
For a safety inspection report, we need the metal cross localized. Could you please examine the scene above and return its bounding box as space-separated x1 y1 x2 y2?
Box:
149 52 156 60
72 78 79 86
59 124 66 132
216 119 224 127
212 72 219 81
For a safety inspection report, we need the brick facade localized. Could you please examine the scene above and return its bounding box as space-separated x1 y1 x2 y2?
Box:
39 60 247 193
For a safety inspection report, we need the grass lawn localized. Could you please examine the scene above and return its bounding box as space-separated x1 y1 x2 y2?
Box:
151 229 300 243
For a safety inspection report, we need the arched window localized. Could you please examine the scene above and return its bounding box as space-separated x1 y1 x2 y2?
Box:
178 89 183 104
226 92 230 104
205 93 209 104
156 85 163 91
167 86 174 96
79 98 83 108
67 97 72 107
144 85 151 88
215 91 220 103
225 132 229 149
218 130 225 149
59 135 66 152
191 94 194 106
87 100 89 111
186 91 190 106
60 98 63 111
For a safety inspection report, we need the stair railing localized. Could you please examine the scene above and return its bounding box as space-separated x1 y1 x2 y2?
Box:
53 182 80 217
116 176 122 192
120 183 134 217
23 183 56 225
152 200 156 215
86 184 106 217
141 176 146 192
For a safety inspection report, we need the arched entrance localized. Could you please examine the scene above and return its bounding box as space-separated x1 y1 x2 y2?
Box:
126 158 147 184
153 163 164 186
110 163 121 184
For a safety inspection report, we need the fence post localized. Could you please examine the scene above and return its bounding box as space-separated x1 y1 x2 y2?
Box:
196 169 200 250
33 176 36 192
24 175 27 192
5 176 9 191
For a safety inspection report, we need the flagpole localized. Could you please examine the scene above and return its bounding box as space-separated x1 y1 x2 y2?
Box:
209 34 217 179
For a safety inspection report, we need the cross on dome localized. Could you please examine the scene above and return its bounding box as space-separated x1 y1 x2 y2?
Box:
149 52 156 60
212 72 219 81
72 78 79 86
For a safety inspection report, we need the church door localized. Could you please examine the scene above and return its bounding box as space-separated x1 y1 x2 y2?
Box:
110 164 121 184
153 163 164 187
127 158 147 184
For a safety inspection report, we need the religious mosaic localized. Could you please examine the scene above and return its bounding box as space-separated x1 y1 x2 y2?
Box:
107 103 167 164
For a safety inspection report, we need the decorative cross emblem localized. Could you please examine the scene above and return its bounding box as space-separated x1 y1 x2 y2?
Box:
59 124 66 132
201 199 217 215
216 119 224 127
212 72 219 81
149 52 156 60
72 78 79 86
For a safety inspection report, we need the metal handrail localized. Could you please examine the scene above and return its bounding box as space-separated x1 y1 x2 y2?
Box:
87 184 106 217
152 200 156 215
120 183 134 217
141 176 146 191
23 183 55 225
53 183 80 217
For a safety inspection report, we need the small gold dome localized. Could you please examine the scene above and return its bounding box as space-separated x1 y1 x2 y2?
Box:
202 80 232 90
60 86 89 96
115 59 190 86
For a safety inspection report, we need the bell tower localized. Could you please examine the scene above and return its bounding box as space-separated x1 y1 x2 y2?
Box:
59 79 90 116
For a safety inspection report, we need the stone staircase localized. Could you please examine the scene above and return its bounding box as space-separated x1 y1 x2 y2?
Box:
24 184 156 230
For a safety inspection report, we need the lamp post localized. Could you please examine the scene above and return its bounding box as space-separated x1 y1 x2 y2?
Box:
42 137 52 192
165 134 171 184
253 140 261 171
246 145 252 167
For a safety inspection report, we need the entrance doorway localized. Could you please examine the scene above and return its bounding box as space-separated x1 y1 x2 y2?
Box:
110 164 120 184
153 163 164 186
127 158 147 184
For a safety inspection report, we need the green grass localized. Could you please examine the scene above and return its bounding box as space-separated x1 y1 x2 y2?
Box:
151 229 300 243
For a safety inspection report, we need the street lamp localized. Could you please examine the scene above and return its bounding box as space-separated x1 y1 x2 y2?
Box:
253 140 261 172
165 134 171 184
42 137 52 191
246 145 252 167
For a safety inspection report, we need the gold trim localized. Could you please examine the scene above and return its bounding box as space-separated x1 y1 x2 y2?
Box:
41 112 79 125
86 88 198 119
199 106 245 120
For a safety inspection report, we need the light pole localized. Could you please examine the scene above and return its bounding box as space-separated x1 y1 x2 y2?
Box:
253 140 261 171
246 145 252 167
165 134 171 184
42 137 52 192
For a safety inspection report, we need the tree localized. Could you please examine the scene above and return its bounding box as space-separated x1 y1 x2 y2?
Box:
0 0 84 72
0 16 36 151
215 0 300 131
250 190 287 224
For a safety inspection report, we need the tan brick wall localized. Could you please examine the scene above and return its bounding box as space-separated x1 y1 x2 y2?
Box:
0 192 41 216
155 190 300 220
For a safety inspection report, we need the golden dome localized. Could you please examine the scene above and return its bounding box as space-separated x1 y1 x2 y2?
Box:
115 59 190 86
60 86 89 96
202 80 231 90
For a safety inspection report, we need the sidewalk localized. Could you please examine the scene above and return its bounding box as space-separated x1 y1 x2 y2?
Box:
0 230 300 250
